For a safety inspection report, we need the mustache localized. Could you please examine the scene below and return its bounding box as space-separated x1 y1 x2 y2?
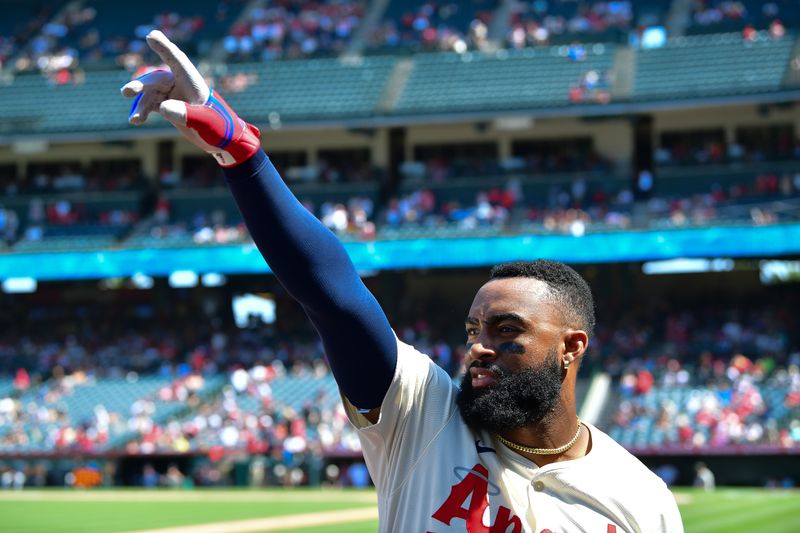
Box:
467 360 506 378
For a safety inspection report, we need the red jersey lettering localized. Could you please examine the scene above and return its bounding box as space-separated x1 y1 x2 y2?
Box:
491 506 523 533
432 464 522 533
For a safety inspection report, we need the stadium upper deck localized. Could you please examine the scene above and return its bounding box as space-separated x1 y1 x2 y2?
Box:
4 0 799 72
1 29 798 137
1 2 800 266
0 1 798 122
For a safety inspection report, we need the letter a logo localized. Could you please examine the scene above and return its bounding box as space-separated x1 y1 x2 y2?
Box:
432 464 521 533
433 464 491 531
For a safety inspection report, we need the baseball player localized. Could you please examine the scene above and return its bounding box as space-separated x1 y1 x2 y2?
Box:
122 31 684 533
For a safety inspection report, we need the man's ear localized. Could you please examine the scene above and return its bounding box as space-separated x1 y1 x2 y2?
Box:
563 329 588 368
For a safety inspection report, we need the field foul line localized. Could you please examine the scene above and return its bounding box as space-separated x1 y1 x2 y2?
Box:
117 507 379 533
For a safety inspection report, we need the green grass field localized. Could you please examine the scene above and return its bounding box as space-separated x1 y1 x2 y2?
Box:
0 488 797 533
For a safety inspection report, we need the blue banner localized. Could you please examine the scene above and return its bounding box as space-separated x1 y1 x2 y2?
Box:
1 223 798 281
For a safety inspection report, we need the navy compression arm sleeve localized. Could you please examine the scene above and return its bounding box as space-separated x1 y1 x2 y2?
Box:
224 149 397 409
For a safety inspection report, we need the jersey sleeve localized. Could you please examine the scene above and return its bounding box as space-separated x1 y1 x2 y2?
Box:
224 150 397 410
342 337 459 493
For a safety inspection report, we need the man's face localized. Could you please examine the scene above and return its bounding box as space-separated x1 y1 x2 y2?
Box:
456 277 566 432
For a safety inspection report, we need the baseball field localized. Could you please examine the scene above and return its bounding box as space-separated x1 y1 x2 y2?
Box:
0 487 797 533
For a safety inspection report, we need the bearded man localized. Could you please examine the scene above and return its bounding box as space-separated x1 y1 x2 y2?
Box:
122 30 683 533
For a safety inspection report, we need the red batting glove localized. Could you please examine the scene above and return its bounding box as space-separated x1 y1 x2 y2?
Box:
161 89 261 167
121 30 261 167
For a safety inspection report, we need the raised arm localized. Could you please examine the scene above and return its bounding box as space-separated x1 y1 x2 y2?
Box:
121 31 396 412
223 151 396 412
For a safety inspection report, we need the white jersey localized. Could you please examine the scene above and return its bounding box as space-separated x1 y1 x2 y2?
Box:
343 339 684 533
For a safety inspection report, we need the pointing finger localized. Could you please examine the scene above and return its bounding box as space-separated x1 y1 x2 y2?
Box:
120 69 173 98
146 30 208 103
129 88 167 125
159 99 188 127
121 79 143 98
146 30 192 74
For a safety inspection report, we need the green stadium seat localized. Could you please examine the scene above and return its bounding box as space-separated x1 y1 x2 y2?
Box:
634 32 795 100
395 46 615 114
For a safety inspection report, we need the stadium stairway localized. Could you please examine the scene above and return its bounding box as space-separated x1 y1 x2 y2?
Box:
578 373 612 426
610 47 636 100
782 33 800 87
343 0 391 57
664 0 694 37
375 58 414 113
591 377 623 434
206 0 268 63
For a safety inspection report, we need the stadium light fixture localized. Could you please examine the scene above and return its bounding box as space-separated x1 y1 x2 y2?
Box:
1 277 37 293
130 273 154 289
168 270 199 288
640 27 667 50
759 260 800 285
642 258 734 275
494 116 534 131
232 293 276 328
12 139 48 154
201 273 227 287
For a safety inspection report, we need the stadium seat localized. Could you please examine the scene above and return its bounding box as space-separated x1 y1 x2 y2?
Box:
395 46 615 114
634 32 794 100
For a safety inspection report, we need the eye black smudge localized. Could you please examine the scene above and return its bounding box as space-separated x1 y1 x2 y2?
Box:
498 342 525 355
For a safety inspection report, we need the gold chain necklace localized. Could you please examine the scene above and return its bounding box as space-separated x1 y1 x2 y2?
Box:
495 417 582 456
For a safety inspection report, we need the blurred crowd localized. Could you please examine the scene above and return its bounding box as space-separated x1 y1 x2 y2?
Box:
656 137 800 167
0 279 798 492
125 364 362 463
0 314 458 460
9 1 243 76
0 294 797 455
224 0 366 61
369 0 497 53
381 166 800 235
133 196 248 247
600 297 800 450
610 356 800 450
2 158 799 249
507 0 633 49
3 0 800 80
4 0 367 74
1 163 146 196
690 0 794 32
0 197 138 247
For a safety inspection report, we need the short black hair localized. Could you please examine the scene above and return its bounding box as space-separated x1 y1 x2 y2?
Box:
489 260 595 337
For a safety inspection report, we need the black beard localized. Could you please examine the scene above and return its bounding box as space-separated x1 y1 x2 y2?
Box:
456 347 563 433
